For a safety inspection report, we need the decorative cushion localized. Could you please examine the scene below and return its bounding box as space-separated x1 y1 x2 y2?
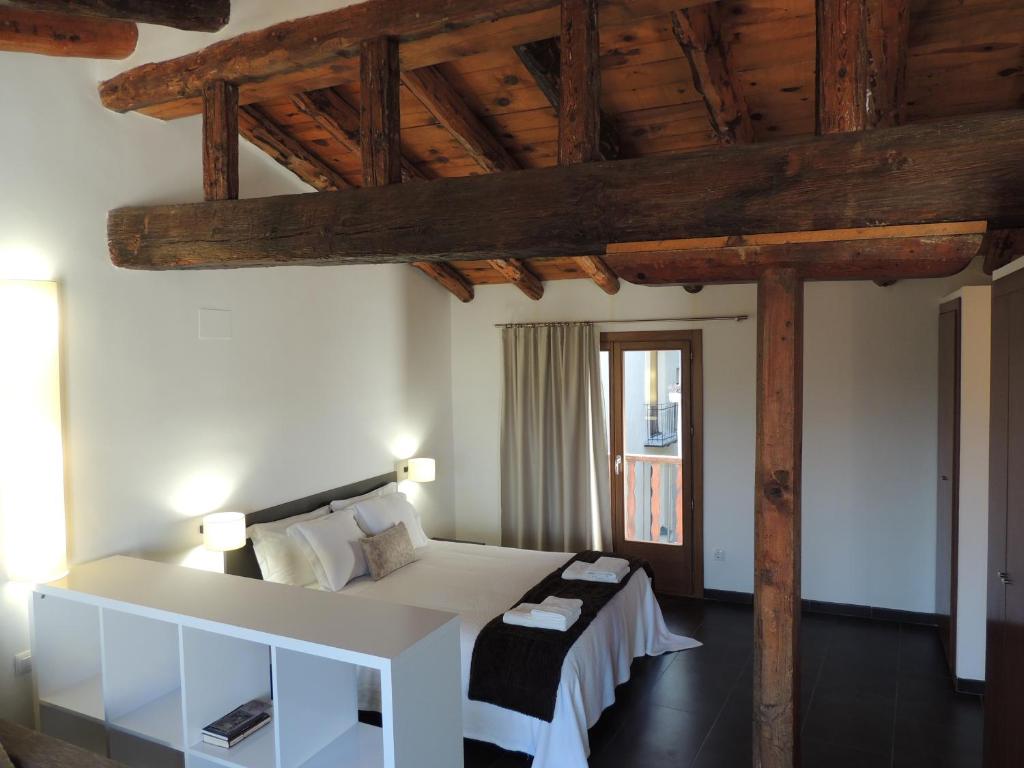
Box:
360 522 417 580
329 482 398 513
287 509 368 591
350 493 430 548
247 506 330 586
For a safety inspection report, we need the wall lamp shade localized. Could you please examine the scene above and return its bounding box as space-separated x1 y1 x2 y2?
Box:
396 457 436 483
202 512 246 552
0 280 68 584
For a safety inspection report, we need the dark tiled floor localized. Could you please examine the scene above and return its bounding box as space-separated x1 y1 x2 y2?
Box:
464 597 984 768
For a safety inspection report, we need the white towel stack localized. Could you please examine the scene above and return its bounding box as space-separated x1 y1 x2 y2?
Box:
562 556 631 584
502 596 583 631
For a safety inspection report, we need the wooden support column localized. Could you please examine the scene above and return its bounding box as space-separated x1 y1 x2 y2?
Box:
360 36 473 302
558 0 620 294
754 267 803 768
202 81 238 201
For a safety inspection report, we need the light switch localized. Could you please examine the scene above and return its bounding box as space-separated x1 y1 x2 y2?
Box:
198 308 232 340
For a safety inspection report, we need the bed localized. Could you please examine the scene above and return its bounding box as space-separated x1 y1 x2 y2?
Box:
226 473 699 768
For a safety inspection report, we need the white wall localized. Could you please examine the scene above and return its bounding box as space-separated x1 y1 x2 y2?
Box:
0 4 455 725
946 287 991 682
451 269 986 612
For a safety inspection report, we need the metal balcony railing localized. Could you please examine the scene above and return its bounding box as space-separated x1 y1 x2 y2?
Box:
643 402 678 448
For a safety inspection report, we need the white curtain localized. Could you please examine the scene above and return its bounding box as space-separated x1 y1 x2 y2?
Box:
500 323 612 552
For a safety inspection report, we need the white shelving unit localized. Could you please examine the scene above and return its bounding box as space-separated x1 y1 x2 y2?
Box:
33 556 463 768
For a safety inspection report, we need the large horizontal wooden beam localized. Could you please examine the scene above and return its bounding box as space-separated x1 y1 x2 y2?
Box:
107 111 1024 270
1 0 228 32
98 0 712 119
604 234 983 284
0 7 137 59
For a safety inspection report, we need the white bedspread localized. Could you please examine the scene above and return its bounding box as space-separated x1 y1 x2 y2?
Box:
336 541 700 768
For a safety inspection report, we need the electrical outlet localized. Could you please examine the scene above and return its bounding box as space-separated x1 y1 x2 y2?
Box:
13 650 31 676
713 548 726 562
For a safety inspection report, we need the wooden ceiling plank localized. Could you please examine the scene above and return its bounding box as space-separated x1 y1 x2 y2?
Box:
291 89 429 183
559 0 621 295
513 38 623 160
106 111 1024 270
402 66 521 173
238 104 350 191
604 234 984 284
202 81 239 201
1 0 228 32
670 5 753 145
98 0 715 118
0 7 137 59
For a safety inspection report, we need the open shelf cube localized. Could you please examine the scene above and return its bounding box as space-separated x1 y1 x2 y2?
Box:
33 593 104 721
182 627 274 768
273 648 379 768
102 609 183 750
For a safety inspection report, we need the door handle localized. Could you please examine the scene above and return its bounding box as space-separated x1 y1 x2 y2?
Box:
614 455 623 476
999 571 1013 585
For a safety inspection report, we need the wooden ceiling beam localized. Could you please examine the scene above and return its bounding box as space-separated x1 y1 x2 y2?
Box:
0 7 137 59
238 104 350 192
670 5 752 145
558 0 620 295
291 89 427 182
1 0 228 32
106 111 1024 270
97 0 714 119
604 234 983 284
488 259 544 299
202 81 238 201
358 36 474 302
513 38 622 160
402 66 521 174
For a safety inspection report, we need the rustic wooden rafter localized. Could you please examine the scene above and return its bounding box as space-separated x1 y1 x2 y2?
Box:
202 81 238 201
513 38 622 160
488 258 544 300
238 104 350 191
107 111 1024 270
670 4 753 145
290 89 427 182
97 0 713 119
1 0 228 32
0 7 137 58
412 262 475 302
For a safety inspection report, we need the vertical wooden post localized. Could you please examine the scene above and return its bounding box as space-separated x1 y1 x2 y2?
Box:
754 267 803 768
202 80 238 201
360 36 402 187
558 0 600 165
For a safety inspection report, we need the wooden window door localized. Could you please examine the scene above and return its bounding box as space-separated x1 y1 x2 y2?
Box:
601 331 704 597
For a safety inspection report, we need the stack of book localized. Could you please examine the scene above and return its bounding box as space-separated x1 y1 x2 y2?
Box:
201 699 272 749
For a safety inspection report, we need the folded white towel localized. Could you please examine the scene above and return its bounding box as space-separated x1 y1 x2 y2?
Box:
503 601 580 631
589 556 630 577
561 558 632 584
531 596 583 625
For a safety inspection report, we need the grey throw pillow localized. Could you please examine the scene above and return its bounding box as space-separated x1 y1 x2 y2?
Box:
360 522 417 580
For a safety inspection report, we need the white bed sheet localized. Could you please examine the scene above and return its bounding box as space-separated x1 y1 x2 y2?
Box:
335 541 700 768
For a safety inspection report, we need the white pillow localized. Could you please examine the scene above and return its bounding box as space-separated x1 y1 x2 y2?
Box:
351 493 430 548
287 509 368 591
329 482 398 513
247 506 330 586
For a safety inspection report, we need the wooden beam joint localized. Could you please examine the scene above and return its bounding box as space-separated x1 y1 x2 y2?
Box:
202 80 238 201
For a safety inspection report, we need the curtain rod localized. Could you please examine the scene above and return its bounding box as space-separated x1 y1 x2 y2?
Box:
494 314 749 328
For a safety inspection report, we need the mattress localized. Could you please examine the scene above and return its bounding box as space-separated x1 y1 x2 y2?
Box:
333 541 699 768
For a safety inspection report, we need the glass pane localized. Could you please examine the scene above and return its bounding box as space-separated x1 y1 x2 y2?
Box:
622 349 684 546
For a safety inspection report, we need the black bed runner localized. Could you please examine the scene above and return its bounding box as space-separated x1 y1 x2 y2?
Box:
467 550 653 722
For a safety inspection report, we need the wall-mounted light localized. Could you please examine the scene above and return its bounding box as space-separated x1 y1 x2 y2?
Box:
202 512 246 552
396 457 436 484
0 280 68 584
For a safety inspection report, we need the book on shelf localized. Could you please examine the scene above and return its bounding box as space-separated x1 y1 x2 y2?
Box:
201 699 272 749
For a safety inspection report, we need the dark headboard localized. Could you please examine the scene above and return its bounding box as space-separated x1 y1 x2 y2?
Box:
225 471 398 579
